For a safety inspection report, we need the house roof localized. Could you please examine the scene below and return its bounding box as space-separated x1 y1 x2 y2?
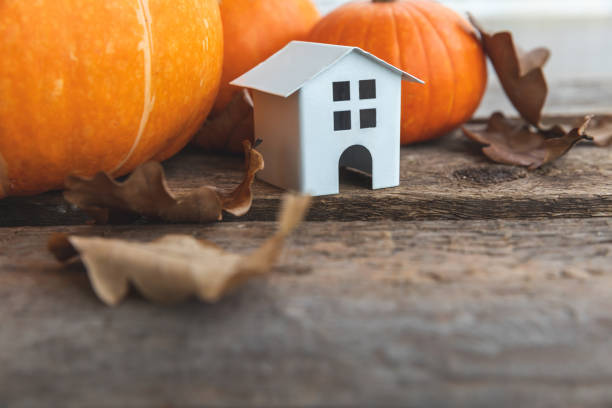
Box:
230 41 424 98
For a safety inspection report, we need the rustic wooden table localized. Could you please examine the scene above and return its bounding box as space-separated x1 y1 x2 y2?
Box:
2 93 612 406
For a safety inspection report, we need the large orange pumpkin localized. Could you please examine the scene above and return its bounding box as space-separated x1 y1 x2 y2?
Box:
309 0 487 145
0 0 223 197
193 0 319 153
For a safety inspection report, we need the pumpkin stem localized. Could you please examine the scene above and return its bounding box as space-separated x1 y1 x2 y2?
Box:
372 0 397 2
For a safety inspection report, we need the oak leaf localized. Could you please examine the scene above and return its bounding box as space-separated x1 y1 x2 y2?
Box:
539 115 612 147
462 112 592 169
192 90 255 154
48 194 311 306
63 141 263 224
468 14 550 127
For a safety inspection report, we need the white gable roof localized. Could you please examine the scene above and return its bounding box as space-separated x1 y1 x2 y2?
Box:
230 41 424 98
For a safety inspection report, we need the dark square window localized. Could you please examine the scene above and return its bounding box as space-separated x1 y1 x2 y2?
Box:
360 108 376 129
333 81 350 101
359 79 376 100
334 110 351 131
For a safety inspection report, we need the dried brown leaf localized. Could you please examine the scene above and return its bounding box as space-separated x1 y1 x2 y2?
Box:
468 14 550 127
49 194 311 306
63 141 264 224
462 112 591 169
585 115 612 147
540 115 612 147
192 90 255 154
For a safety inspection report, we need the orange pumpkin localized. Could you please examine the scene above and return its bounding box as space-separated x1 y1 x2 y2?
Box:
194 0 320 154
0 0 223 197
309 0 487 145
213 0 320 113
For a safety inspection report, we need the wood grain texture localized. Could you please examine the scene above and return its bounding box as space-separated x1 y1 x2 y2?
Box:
1 218 612 406
1 119 611 227
1 113 611 407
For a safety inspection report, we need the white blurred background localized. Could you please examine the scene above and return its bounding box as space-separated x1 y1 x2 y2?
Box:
314 0 612 117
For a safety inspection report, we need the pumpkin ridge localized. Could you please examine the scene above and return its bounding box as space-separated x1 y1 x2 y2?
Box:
335 3 362 44
388 5 401 68
388 5 413 141
67 18 83 179
400 3 431 142
360 6 379 53
409 1 456 134
356 3 374 47
111 0 156 176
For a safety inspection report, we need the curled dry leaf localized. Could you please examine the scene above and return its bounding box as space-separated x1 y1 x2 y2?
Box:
539 115 612 147
466 15 603 166
63 140 264 224
585 115 612 147
462 112 592 169
468 14 550 127
48 194 311 306
192 90 255 154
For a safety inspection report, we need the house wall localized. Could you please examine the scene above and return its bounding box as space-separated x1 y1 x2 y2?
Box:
299 52 402 195
252 91 302 191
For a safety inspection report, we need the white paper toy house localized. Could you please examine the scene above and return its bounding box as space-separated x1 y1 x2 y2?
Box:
231 41 424 196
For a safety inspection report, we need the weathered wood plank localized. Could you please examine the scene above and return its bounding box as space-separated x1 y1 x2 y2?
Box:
2 117 611 226
1 218 612 406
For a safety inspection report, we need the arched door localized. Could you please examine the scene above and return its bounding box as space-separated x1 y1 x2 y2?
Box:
338 145 373 189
